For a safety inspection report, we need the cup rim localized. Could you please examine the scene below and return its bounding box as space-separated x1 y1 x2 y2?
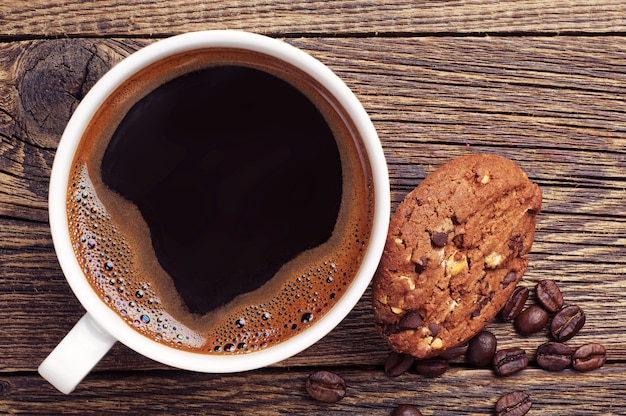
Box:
49 30 390 372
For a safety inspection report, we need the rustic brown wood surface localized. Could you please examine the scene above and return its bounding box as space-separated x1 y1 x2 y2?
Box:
1 1 625 415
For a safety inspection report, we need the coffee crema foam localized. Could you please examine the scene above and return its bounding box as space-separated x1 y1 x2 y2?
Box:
69 163 371 353
67 49 374 354
69 165 206 348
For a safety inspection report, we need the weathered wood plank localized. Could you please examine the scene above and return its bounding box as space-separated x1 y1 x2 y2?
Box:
0 34 624 403
1 36 625 369
2 1 626 38
1 365 624 414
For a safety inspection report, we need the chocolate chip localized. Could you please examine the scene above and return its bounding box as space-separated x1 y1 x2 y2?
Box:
471 297 490 318
508 233 520 249
398 311 423 331
414 257 429 274
501 271 518 288
428 322 442 337
507 233 524 256
431 231 448 247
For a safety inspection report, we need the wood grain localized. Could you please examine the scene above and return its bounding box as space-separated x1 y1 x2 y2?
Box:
1 366 625 415
1 33 625 414
2 1 626 37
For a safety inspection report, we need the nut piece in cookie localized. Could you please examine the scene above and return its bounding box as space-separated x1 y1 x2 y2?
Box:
372 154 542 359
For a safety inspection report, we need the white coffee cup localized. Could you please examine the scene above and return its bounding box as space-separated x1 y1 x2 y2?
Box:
39 30 390 394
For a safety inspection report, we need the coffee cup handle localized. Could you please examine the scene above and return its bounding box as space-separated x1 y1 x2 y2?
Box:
38 313 117 394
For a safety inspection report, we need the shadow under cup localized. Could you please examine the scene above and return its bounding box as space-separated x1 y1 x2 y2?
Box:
44 31 390 380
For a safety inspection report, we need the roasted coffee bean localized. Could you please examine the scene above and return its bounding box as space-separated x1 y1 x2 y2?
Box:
391 404 423 416
514 304 549 335
550 304 586 342
535 279 564 313
438 342 469 360
306 370 346 403
493 347 528 376
385 351 415 377
536 342 572 371
572 343 606 372
398 311 423 331
494 391 532 416
500 286 529 321
414 358 449 378
466 330 497 367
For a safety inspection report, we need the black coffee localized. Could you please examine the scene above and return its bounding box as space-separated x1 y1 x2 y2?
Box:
101 65 342 316
67 49 374 354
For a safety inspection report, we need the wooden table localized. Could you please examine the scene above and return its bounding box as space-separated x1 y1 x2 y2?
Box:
1 1 625 414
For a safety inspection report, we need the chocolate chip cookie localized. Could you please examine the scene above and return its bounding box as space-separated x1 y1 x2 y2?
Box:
373 154 542 359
